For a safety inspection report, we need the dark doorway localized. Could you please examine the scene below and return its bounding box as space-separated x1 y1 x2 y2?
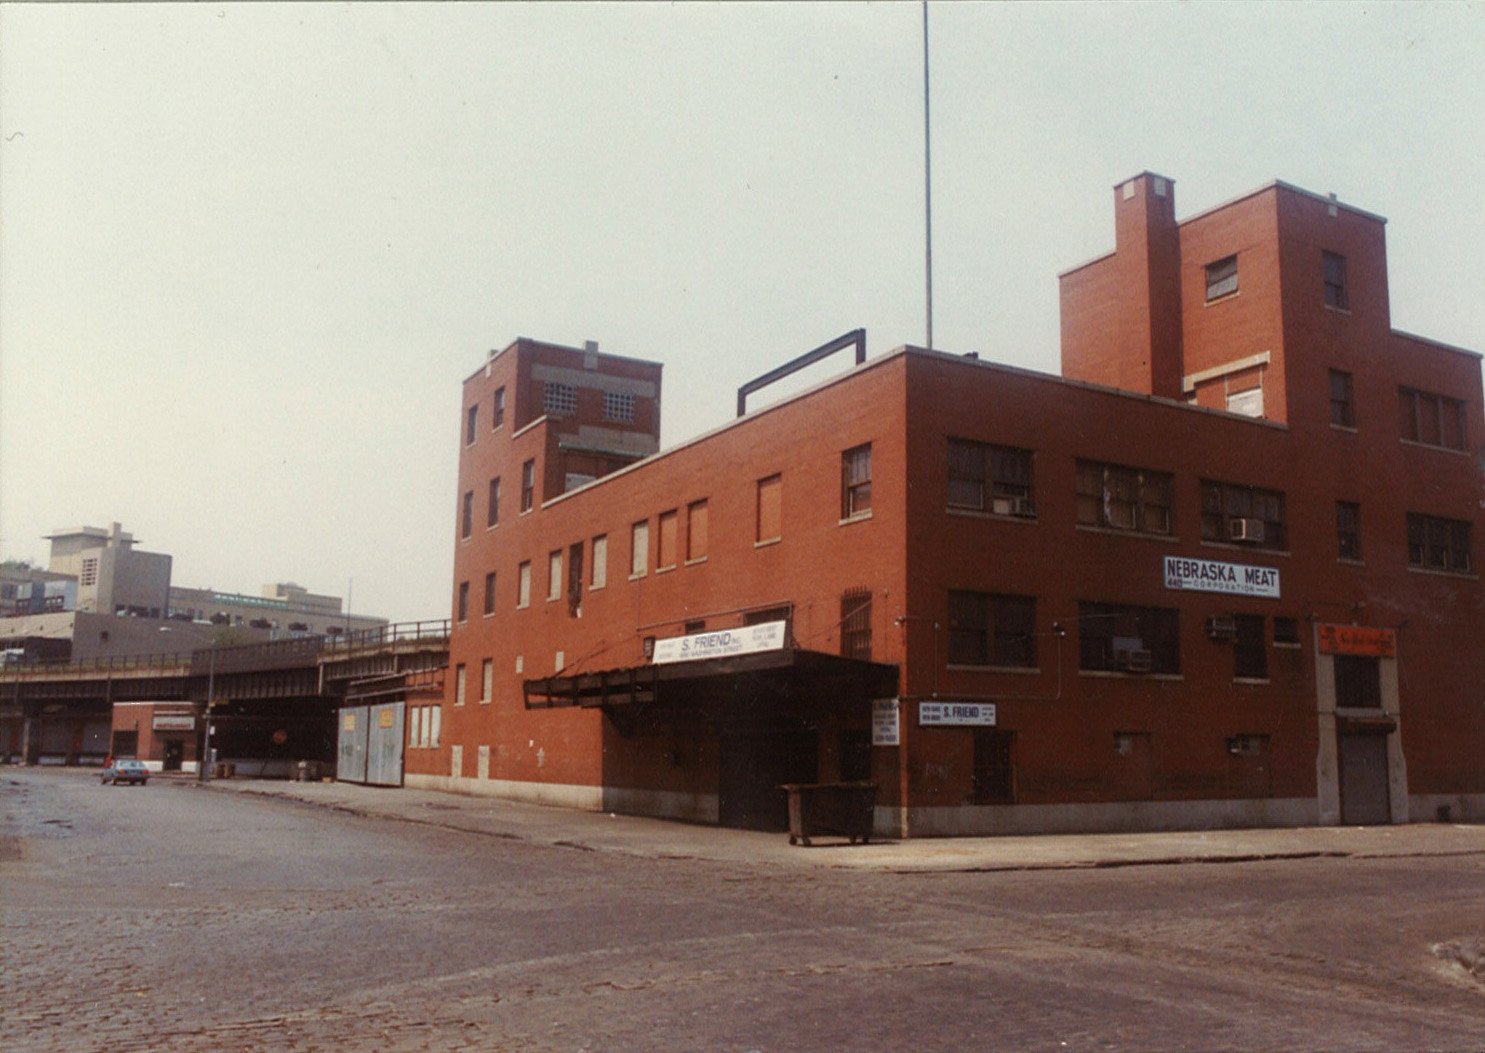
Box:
973 729 1016 804
1338 731 1391 824
162 739 184 772
839 729 872 783
719 730 818 831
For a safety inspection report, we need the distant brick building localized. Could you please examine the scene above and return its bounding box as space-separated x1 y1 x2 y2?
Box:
416 174 1484 837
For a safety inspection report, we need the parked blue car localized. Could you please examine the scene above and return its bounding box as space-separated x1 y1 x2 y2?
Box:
100 759 150 786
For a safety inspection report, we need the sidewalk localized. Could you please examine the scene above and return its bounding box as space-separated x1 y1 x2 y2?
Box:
187 774 1485 873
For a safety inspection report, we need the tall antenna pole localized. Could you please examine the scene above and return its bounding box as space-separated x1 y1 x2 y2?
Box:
922 0 934 352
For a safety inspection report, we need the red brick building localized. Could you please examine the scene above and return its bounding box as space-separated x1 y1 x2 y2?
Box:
415 174 1484 837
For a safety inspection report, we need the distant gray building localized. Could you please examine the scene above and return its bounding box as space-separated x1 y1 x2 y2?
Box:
0 522 388 660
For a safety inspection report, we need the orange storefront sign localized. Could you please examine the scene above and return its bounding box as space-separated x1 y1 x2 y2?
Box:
1318 623 1397 658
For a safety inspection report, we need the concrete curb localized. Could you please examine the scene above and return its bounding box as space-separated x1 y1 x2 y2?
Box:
179 775 1485 875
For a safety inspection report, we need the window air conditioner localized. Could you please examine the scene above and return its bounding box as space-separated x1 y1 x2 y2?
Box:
1206 615 1238 641
1228 517 1265 543
1114 648 1154 673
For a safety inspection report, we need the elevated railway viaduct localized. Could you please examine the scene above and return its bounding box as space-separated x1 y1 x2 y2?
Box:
0 622 447 776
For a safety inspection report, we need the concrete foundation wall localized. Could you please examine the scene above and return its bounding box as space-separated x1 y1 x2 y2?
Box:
907 797 1319 838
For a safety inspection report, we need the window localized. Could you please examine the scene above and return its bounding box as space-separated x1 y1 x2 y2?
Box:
457 581 469 622
840 588 872 661
461 491 473 539
429 705 440 747
1234 614 1267 680
1406 513 1472 573
947 440 1033 514
543 382 577 417
483 571 496 616
841 444 872 519
465 404 478 445
1076 460 1173 535
1336 501 1362 561
1200 480 1286 549
1329 370 1355 428
756 474 782 543
1226 387 1263 418
1274 617 1301 646
481 659 493 704
521 459 535 512
686 500 709 562
547 551 562 601
1079 601 1180 674
567 542 584 614
591 534 608 588
1334 654 1381 709
517 561 531 608
948 592 1036 668
1205 254 1238 301
487 477 501 527
493 386 506 428
630 520 649 577
1398 387 1467 450
657 510 678 570
603 391 635 423
1323 251 1348 310
455 664 467 706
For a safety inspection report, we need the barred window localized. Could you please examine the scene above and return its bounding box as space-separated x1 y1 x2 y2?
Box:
840 588 872 662
603 391 635 423
544 382 578 417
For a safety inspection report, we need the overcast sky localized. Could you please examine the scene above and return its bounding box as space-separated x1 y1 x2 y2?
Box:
2 2 1482 624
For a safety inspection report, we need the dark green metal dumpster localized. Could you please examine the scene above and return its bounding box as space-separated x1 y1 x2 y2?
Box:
780 782 877 846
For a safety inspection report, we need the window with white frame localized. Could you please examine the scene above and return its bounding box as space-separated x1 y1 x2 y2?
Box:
1205 254 1238 301
591 534 608 588
631 520 649 577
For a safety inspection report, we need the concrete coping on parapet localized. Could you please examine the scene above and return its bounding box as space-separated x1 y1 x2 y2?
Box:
185 776 1485 876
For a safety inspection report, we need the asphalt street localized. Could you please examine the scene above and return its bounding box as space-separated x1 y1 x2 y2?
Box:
3 768 1483 1052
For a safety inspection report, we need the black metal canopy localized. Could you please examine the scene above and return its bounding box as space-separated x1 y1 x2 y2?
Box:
524 647 898 734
